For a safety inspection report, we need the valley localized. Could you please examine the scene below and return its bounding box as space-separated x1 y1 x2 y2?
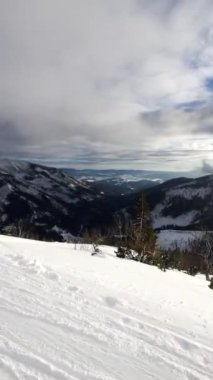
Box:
0 160 212 246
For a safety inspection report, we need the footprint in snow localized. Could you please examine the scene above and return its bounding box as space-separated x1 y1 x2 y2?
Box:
122 317 131 324
67 285 79 292
122 317 144 330
104 296 120 308
175 336 196 351
9 254 27 266
45 270 60 281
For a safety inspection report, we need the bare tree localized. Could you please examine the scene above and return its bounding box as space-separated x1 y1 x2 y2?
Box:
82 228 103 255
3 219 34 239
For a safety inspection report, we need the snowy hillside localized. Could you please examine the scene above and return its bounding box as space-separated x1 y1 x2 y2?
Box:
0 160 100 239
0 235 213 380
146 175 213 230
0 160 137 239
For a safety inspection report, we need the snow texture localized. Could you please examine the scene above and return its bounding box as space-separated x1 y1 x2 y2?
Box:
0 235 213 380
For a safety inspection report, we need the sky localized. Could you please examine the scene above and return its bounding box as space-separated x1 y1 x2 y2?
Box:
0 0 213 172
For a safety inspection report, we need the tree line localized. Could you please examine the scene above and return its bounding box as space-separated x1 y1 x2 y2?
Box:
83 193 213 289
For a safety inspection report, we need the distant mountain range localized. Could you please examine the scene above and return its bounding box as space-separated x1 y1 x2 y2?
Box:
88 177 161 196
63 167 199 182
0 160 212 241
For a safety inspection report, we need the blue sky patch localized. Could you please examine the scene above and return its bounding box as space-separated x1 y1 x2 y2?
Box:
206 77 213 92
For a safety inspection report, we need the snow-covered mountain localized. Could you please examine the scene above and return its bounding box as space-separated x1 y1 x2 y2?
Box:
0 160 145 240
63 168 163 196
145 176 213 230
0 234 213 380
1 159 213 240
0 160 132 240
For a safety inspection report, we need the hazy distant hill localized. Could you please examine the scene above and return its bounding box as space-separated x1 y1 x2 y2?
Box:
63 167 195 182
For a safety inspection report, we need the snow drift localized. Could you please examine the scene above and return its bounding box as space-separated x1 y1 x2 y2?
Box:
0 235 213 380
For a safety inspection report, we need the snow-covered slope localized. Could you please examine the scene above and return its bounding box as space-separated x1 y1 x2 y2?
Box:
0 160 136 240
0 235 213 380
0 160 101 239
146 175 213 230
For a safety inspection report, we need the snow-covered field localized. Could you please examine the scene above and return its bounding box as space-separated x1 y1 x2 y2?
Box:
0 235 213 380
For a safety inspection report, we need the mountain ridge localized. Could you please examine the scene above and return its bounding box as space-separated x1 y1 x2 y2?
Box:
0 159 213 240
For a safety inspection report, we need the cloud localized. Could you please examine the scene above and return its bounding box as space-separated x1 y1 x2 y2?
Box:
202 160 213 173
0 0 213 169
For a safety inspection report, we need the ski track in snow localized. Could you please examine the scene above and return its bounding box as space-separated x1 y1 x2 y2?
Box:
0 236 213 380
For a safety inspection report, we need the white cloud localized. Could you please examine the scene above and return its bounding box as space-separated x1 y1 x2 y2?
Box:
0 0 213 169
